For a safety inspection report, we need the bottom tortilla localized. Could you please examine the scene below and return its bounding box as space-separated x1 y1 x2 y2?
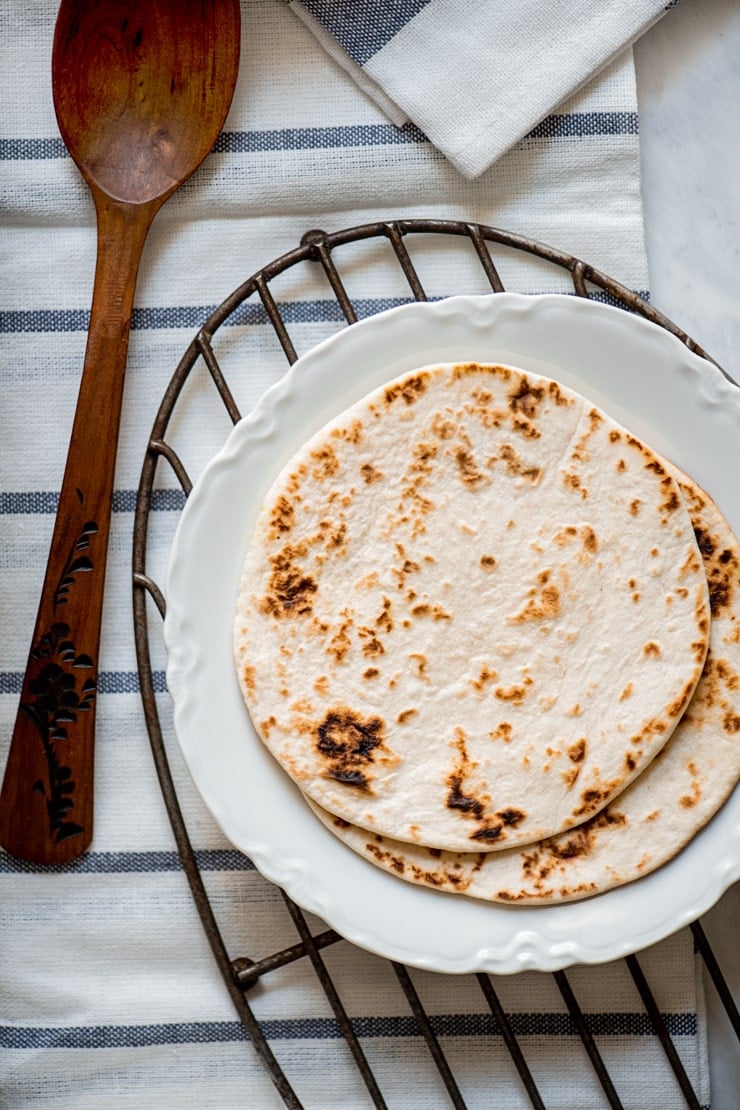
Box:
307 474 740 904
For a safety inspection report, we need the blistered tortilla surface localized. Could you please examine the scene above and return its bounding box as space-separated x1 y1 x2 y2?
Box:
235 363 710 852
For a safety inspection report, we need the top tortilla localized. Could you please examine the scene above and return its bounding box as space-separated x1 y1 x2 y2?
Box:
234 362 710 852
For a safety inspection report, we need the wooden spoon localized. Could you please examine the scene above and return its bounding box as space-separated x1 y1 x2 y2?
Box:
0 0 240 863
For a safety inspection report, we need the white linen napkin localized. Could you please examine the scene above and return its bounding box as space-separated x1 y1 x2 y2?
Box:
290 0 677 177
0 0 713 1106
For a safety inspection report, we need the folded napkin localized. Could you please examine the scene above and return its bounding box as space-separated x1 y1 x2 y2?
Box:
290 0 676 177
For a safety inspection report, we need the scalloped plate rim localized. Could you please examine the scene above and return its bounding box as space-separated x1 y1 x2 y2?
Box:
164 292 740 975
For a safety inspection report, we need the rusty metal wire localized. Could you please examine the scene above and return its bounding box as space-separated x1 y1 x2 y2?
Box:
132 219 738 1109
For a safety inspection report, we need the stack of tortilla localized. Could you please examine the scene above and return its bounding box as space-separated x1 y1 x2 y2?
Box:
234 362 740 904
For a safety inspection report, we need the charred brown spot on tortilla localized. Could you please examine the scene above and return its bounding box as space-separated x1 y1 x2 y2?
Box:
453 445 488 489
616 459 627 472
430 412 455 440
508 581 561 624
268 495 295 538
497 443 542 483
323 520 347 552
494 684 528 703
549 828 591 860
375 596 393 634
571 409 604 463
659 478 681 515
679 547 703 579
716 658 739 690
366 841 407 874
687 654 738 721
572 786 611 818
470 664 499 692
510 417 541 440
310 443 340 481
453 361 508 381
643 641 662 658
396 708 418 724
568 739 586 763
667 678 696 718
313 675 330 696
384 372 429 406
241 665 256 697
609 430 621 443
497 807 526 828
679 775 702 808
316 707 387 791
508 377 545 420
446 776 485 820
444 728 494 829
619 683 633 701
624 751 637 772
699 533 738 617
408 652 427 679
391 544 421 589
580 526 598 554
480 554 496 570
467 824 501 843
723 712 740 733
562 471 587 498
360 462 383 484
260 715 277 739
552 526 578 548
332 816 351 829
645 458 666 476
261 546 318 619
629 499 641 517
489 722 513 743
326 618 352 664
358 629 385 658
363 667 379 680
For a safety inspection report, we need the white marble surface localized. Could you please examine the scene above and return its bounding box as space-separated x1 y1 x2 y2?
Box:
635 2 740 1105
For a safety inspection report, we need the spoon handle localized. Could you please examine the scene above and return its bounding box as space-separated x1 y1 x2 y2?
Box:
0 195 157 863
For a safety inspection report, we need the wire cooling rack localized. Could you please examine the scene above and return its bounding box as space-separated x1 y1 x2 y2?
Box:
131 219 739 1109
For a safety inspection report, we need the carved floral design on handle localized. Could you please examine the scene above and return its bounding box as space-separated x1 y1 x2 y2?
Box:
21 622 97 843
54 519 98 608
19 512 101 844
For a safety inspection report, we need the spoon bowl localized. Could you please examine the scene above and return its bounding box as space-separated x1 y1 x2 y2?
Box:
0 0 240 864
53 1 238 204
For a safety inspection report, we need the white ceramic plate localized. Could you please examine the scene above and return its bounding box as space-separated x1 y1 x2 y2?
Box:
164 293 740 974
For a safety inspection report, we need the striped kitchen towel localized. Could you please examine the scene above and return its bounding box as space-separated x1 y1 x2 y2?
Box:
0 0 712 1106
290 0 676 177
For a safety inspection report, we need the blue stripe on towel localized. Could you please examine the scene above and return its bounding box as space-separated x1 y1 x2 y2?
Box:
0 289 648 337
0 848 252 874
0 112 637 162
0 489 186 514
0 1011 698 1048
0 671 167 695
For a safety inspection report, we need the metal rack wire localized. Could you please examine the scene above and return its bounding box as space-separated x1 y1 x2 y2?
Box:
131 219 739 1109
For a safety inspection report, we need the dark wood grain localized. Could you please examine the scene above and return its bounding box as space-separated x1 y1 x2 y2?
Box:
0 0 240 863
